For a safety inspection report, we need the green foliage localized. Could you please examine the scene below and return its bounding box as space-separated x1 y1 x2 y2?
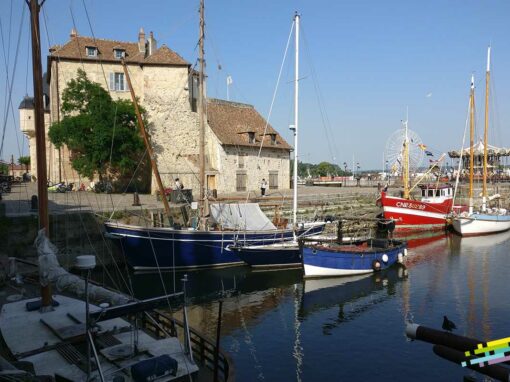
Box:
18 156 30 171
291 160 351 178
0 162 8 175
48 69 145 179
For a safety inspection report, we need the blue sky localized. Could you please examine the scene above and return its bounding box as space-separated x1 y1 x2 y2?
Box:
1 0 510 170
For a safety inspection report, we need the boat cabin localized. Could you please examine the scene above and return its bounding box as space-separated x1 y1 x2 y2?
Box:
419 184 453 202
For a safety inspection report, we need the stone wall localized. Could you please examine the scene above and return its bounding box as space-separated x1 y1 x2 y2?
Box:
41 56 291 195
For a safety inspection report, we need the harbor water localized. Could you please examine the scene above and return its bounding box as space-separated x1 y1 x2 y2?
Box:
123 231 510 381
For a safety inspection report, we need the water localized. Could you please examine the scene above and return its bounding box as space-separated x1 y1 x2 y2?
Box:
126 231 510 381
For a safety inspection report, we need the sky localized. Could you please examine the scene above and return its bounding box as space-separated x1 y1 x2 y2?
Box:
1 0 510 171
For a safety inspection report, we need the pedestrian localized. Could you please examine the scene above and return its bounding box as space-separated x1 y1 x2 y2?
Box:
260 178 268 197
174 178 184 190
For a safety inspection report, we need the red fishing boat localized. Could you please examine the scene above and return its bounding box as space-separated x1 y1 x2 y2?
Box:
378 184 454 231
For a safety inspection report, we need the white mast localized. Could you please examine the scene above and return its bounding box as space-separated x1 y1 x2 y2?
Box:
292 12 300 233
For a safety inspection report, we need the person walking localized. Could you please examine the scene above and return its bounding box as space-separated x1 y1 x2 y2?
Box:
260 178 268 197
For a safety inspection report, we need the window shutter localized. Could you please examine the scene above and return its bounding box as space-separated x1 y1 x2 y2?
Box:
109 73 115 91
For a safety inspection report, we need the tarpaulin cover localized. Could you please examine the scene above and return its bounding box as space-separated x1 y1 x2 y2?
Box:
210 203 276 231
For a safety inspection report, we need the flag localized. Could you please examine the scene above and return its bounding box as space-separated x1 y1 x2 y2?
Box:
425 150 433 156
226 75 233 85
418 144 427 150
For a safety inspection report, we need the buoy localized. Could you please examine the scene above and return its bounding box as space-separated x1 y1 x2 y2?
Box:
381 254 389 263
372 259 382 271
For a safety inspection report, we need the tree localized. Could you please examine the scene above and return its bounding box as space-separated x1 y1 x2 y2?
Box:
18 156 30 172
0 162 8 175
48 69 145 180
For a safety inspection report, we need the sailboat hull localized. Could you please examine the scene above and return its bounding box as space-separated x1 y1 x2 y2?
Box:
229 242 302 268
104 222 325 270
452 214 510 236
379 192 453 231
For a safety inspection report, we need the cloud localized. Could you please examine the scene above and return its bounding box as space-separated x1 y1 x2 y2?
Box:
426 93 433 98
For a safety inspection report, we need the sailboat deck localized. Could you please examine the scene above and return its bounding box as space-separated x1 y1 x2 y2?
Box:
0 295 198 381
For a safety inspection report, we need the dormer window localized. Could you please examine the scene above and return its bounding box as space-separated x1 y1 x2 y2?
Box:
270 134 277 145
248 132 255 144
114 49 125 59
86 46 97 57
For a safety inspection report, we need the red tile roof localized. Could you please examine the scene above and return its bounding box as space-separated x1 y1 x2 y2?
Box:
50 36 189 66
206 99 291 151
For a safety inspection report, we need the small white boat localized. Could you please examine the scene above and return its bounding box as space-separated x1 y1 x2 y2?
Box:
452 210 510 236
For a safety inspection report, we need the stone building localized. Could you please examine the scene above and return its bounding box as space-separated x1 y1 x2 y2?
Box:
19 28 291 195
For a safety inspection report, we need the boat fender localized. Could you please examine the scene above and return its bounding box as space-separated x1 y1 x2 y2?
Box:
372 259 382 272
381 254 389 263
397 252 404 263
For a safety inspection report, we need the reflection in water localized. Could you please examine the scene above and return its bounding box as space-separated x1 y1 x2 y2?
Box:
98 228 510 381
299 267 407 334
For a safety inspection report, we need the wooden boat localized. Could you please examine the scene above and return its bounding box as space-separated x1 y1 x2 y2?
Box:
301 237 407 278
452 47 510 236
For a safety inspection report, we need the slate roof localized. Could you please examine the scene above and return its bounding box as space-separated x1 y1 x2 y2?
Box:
206 98 291 151
49 36 189 66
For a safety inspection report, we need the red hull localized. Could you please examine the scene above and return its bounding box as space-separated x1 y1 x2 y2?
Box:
379 192 453 231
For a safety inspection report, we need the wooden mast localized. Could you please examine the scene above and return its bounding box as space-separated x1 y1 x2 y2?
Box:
27 0 52 308
198 0 207 230
121 60 172 220
469 74 475 214
402 118 410 199
482 46 491 212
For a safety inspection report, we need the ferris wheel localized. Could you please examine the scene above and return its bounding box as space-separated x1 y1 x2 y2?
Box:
384 124 424 176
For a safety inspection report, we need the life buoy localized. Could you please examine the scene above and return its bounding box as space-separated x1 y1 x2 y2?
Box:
372 259 382 271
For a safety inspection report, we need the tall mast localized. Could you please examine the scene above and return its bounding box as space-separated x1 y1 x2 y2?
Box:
469 74 475 214
402 117 410 199
28 0 49 234
27 0 52 308
292 12 300 232
198 0 207 230
482 46 491 212
121 61 172 220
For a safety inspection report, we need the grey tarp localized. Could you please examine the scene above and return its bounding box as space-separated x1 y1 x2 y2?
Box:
209 203 277 231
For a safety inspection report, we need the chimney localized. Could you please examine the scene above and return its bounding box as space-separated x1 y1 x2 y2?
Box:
138 27 146 54
147 31 157 56
70 27 78 38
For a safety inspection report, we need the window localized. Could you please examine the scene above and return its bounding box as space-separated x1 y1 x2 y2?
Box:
270 134 277 145
269 171 278 189
114 49 125 59
236 172 247 191
248 132 255 144
86 46 97 57
109 72 127 91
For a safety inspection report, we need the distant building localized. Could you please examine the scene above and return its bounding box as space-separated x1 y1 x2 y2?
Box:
19 28 291 194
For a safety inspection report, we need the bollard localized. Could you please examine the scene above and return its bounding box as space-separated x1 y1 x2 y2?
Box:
30 195 38 211
132 192 141 206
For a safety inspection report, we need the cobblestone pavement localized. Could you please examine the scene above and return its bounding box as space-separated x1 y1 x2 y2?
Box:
1 182 379 217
